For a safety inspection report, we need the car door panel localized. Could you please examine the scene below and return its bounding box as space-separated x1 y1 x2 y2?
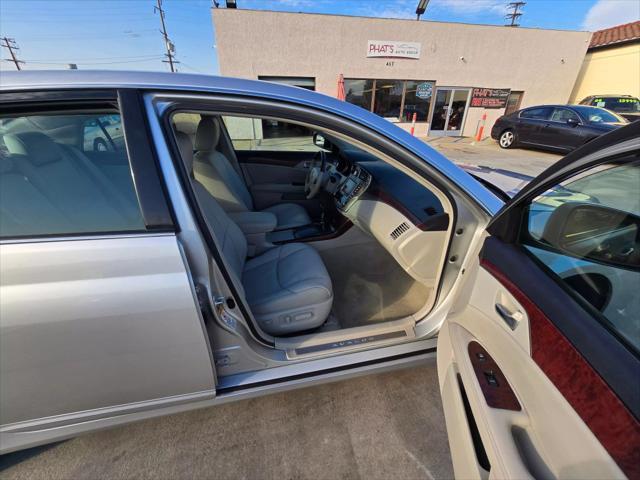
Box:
439 238 631 479
236 150 322 213
0 235 216 450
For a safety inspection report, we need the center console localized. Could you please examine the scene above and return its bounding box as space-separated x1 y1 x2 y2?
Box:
334 164 371 211
263 164 370 247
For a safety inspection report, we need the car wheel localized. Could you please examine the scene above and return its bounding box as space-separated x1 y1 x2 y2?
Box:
499 130 516 149
94 138 108 152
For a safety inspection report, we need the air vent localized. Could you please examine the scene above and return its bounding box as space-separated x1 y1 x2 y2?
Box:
390 222 410 240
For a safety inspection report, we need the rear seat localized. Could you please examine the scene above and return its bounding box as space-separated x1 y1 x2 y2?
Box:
0 154 72 237
2 132 144 234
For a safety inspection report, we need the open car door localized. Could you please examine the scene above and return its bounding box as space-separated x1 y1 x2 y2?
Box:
438 123 640 479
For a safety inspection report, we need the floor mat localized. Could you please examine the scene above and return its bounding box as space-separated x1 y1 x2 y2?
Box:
319 242 431 328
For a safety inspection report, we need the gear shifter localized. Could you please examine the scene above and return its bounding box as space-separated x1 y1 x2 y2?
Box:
319 202 327 231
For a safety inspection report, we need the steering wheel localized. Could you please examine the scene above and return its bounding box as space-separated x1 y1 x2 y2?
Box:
305 150 327 199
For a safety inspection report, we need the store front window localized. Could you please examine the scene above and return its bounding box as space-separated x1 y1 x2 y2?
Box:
374 80 403 120
344 79 434 122
403 81 433 122
344 79 374 111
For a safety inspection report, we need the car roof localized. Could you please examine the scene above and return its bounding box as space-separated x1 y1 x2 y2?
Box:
585 94 636 98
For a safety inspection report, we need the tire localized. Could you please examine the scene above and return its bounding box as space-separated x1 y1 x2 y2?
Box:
94 138 108 152
498 129 516 149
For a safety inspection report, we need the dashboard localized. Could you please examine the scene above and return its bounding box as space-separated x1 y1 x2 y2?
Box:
324 154 451 286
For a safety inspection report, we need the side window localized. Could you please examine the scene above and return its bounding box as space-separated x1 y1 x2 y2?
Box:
0 111 145 238
550 108 580 123
83 114 125 152
520 107 551 120
520 158 640 352
221 115 324 152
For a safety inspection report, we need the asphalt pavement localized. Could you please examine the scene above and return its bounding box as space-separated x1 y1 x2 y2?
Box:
424 136 562 176
1 363 453 480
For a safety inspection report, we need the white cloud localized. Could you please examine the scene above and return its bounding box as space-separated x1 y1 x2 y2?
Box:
582 0 640 31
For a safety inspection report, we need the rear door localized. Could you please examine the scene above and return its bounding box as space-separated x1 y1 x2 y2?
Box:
438 125 640 479
517 107 552 145
0 91 215 453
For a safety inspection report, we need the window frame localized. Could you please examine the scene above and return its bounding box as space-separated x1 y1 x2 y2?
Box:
0 89 175 241
519 106 552 120
504 90 524 116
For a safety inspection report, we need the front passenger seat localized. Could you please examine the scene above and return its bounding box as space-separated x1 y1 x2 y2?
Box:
176 132 333 336
193 117 312 230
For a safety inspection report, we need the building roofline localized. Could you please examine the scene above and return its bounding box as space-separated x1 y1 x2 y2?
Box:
212 7 588 34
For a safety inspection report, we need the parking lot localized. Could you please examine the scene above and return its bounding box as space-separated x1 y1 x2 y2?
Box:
0 139 562 480
424 137 563 177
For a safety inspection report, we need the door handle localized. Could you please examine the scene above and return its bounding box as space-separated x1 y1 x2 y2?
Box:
494 303 522 330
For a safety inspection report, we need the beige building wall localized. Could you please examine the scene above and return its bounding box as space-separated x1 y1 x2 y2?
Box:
213 9 591 137
570 43 640 103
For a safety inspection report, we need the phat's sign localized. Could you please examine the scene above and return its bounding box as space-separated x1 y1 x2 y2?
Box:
367 41 421 59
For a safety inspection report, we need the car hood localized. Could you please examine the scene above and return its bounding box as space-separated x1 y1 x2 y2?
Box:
459 164 534 198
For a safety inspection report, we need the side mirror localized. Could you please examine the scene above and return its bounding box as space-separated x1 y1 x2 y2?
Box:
566 118 580 127
313 132 330 150
540 202 640 269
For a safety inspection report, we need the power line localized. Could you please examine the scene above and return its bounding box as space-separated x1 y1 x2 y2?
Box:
1 37 25 70
154 0 178 72
505 2 526 27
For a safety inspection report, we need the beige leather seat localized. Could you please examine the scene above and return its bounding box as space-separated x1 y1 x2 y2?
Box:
193 117 311 230
2 132 143 233
176 132 333 336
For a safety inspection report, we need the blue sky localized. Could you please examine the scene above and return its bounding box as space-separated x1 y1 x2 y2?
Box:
1 0 638 74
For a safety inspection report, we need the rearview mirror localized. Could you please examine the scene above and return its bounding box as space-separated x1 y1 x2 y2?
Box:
541 202 640 269
313 132 330 150
566 118 580 127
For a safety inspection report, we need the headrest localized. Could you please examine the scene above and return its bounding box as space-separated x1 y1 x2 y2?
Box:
194 117 220 151
175 131 194 176
3 132 63 166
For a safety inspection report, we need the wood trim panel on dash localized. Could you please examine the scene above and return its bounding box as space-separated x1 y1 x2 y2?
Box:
468 341 521 411
481 259 640 479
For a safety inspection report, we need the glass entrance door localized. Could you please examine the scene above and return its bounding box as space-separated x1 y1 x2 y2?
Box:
429 88 471 136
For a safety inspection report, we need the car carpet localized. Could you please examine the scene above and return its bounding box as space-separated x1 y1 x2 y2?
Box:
318 242 431 328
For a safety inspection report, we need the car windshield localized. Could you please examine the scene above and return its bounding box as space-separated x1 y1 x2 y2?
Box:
573 106 625 124
592 97 640 113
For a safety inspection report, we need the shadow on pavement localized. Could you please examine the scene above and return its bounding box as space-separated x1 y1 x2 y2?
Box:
0 442 65 471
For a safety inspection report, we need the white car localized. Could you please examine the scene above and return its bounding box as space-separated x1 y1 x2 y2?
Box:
0 71 638 479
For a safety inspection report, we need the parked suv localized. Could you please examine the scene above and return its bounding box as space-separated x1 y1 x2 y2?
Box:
579 95 640 123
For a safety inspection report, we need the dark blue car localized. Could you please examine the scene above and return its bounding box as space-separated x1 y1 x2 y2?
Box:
491 104 628 152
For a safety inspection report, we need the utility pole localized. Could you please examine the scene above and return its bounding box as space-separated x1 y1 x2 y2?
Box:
505 2 526 27
1 37 24 70
154 0 178 72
